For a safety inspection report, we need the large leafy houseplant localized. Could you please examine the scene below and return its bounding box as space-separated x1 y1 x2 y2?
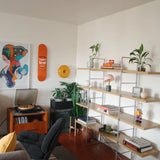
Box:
52 88 64 99
129 44 152 71
59 81 76 98
60 81 87 117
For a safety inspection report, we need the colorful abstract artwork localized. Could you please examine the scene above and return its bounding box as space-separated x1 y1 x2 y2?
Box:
0 42 30 89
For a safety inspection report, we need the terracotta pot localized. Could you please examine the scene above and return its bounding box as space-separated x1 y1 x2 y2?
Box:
137 67 146 72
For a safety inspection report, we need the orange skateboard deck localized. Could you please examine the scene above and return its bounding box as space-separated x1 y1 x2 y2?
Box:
38 44 47 81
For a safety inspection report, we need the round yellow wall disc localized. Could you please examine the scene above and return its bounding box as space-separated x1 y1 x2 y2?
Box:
58 65 70 78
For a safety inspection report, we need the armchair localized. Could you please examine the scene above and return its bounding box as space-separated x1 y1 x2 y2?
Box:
17 118 65 160
0 141 31 160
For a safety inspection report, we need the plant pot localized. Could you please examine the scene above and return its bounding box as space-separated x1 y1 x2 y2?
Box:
137 67 146 72
51 98 73 110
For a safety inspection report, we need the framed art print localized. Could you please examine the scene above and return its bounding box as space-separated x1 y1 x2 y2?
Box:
0 42 30 89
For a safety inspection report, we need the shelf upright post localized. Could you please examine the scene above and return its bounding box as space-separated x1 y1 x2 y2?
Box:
86 58 105 144
115 57 138 160
115 57 124 160
131 62 139 160
85 65 91 144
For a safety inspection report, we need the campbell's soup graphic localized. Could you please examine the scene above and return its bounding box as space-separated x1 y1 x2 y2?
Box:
39 56 47 70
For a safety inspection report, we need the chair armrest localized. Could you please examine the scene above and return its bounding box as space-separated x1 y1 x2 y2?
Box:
17 130 45 142
0 141 31 160
0 150 31 160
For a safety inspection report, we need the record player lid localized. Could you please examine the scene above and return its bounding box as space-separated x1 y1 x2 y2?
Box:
15 89 38 106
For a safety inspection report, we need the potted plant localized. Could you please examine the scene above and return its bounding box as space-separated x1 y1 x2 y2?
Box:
59 81 87 117
60 81 76 100
71 83 87 128
129 44 152 71
88 43 100 68
52 88 64 102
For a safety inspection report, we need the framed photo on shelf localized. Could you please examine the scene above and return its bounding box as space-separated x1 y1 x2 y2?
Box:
132 87 142 98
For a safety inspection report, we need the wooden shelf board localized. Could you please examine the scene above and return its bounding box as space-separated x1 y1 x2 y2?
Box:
77 68 121 72
76 103 160 130
123 70 160 75
75 120 158 158
78 86 160 103
78 68 160 75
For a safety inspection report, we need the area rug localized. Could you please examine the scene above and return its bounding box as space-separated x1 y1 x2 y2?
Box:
52 145 78 160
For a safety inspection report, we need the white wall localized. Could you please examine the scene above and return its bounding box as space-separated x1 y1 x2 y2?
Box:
0 13 77 134
76 0 160 160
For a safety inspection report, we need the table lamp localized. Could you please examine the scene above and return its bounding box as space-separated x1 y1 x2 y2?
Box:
104 74 114 91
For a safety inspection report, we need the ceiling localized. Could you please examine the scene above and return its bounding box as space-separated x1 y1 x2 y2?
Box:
0 0 155 25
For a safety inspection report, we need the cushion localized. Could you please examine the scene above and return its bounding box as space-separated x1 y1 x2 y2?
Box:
0 132 16 153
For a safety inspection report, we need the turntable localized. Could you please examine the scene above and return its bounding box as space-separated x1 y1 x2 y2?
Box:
15 89 42 113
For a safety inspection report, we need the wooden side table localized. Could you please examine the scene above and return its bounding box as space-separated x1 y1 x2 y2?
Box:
7 106 48 134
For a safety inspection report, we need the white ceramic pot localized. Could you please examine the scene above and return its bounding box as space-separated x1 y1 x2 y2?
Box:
140 92 148 99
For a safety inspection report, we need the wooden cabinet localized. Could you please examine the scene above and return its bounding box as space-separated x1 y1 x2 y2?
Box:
7 106 48 134
77 66 160 159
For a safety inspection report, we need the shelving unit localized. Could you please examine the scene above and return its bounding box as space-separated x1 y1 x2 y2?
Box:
76 60 160 159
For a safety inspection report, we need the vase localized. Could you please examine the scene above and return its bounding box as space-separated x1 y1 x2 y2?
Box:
140 92 148 99
87 58 94 68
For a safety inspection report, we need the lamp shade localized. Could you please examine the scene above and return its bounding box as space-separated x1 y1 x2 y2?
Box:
104 74 114 82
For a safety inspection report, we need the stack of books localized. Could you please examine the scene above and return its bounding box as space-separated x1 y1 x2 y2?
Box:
97 105 119 114
123 137 152 153
14 116 28 124
101 63 121 69
77 117 96 124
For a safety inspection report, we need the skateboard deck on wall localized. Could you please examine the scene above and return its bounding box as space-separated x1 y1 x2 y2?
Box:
38 44 47 81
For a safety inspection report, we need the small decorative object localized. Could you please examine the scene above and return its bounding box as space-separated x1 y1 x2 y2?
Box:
132 87 142 98
38 44 47 81
136 108 143 123
87 43 100 68
140 91 148 99
104 74 114 91
129 44 152 71
84 80 89 86
99 124 119 136
58 65 70 78
80 90 88 105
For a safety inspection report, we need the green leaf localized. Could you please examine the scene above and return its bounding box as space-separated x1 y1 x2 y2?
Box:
133 49 140 54
95 43 99 53
141 52 149 58
130 52 136 56
129 57 137 63
139 44 143 54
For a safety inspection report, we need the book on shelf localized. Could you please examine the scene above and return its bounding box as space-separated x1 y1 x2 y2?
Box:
97 105 119 114
124 140 152 153
123 137 152 153
77 117 96 124
14 116 28 124
101 63 121 69
124 137 151 148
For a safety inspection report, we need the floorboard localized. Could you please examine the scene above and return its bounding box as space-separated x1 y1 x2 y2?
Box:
59 132 130 160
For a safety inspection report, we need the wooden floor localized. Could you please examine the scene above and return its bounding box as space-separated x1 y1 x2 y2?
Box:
59 132 130 160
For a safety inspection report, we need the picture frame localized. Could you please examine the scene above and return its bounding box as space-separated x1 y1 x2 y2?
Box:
0 41 30 89
132 87 142 98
